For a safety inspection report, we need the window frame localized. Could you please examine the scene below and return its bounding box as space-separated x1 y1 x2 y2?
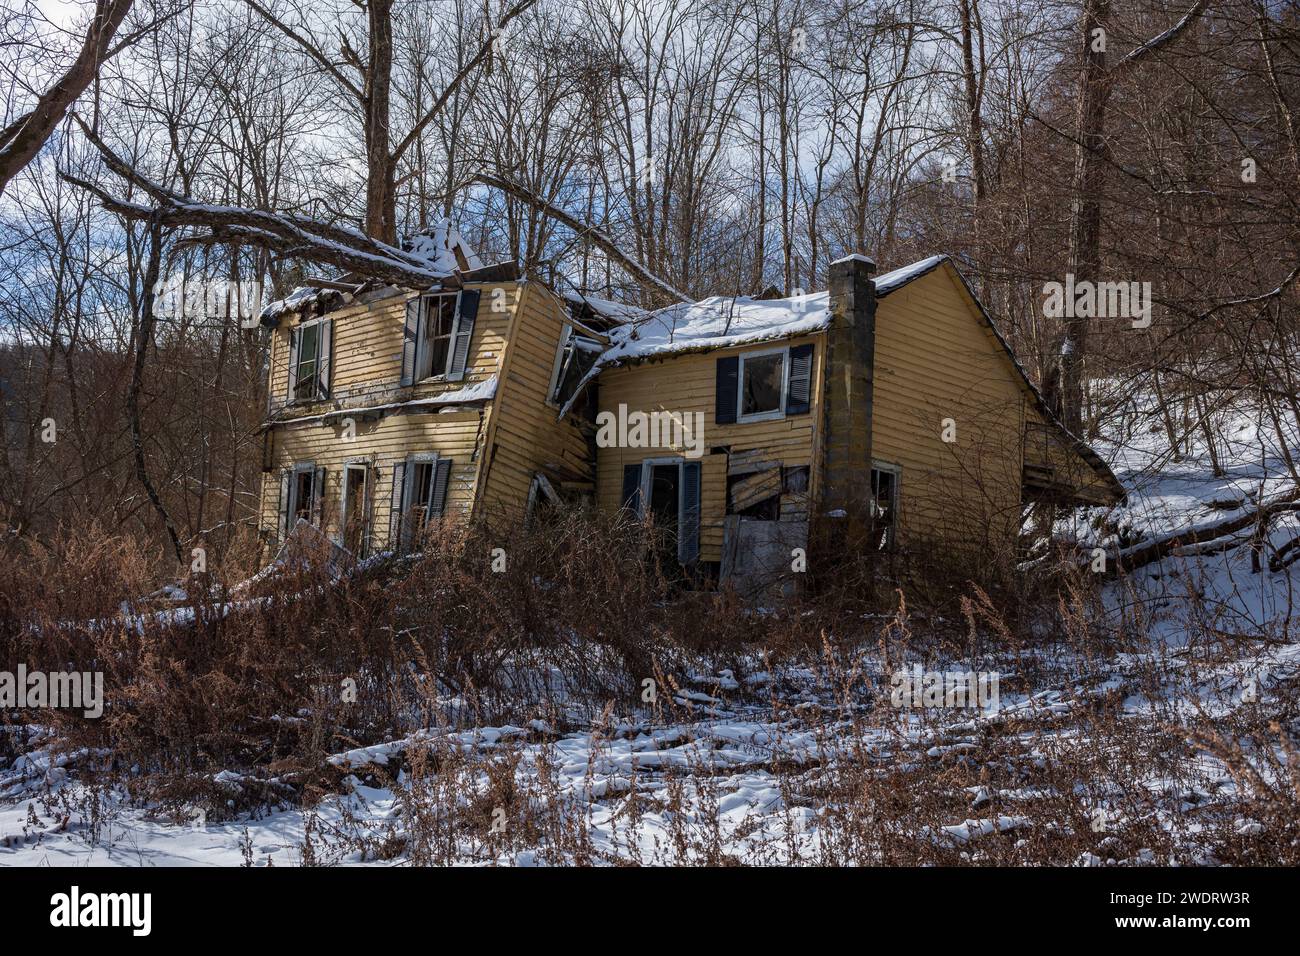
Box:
339 461 370 555
546 325 574 407
637 455 685 524
287 461 318 526
547 324 603 408
415 292 462 383
736 346 790 424
870 460 902 550
290 317 327 404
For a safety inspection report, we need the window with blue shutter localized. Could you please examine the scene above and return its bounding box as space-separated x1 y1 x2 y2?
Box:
715 356 738 423
620 463 642 515
429 458 453 517
448 289 479 381
785 343 813 415
678 460 701 564
400 298 419 386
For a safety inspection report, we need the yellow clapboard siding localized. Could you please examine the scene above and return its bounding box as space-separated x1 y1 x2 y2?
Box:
259 410 487 549
870 267 1026 548
266 284 516 418
477 283 595 524
595 333 824 562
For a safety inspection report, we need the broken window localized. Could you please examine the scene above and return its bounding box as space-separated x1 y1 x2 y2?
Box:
526 473 563 523
549 326 602 407
289 319 331 403
340 464 370 555
416 293 460 380
870 463 901 550
728 467 781 519
738 349 786 421
410 460 438 529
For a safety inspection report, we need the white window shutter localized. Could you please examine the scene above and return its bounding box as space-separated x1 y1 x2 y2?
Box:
277 469 291 542
388 461 406 551
317 319 333 399
286 328 300 401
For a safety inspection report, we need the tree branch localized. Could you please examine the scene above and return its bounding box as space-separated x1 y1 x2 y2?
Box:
391 0 540 163
473 172 690 303
242 0 364 102
1112 0 1209 79
0 0 134 196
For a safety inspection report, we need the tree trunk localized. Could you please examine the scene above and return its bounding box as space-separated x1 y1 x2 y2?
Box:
1061 0 1112 435
365 0 396 242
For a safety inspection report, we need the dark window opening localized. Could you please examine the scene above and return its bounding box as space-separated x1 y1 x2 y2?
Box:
418 294 458 380
551 330 602 406
648 463 681 531
740 351 784 419
870 466 899 550
342 465 369 554
410 460 437 529
292 469 316 524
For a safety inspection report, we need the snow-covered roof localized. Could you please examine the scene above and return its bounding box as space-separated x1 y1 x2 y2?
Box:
564 292 647 328
260 285 347 323
600 254 947 364
259 216 483 324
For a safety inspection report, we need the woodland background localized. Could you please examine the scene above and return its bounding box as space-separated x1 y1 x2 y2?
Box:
1 0 1297 579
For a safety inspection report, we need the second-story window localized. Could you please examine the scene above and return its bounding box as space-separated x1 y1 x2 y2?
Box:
417 293 460 380
738 348 787 422
288 317 331 403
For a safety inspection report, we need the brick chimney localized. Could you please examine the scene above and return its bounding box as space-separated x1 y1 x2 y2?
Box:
821 254 877 516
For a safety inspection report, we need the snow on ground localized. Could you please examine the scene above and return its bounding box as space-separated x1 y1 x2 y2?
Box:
1 396 1295 866
1062 395 1300 645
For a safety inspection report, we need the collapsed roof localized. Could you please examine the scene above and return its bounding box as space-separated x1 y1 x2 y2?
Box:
258 217 483 324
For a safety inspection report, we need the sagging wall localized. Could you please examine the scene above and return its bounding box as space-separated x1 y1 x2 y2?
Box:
258 410 488 551
476 283 596 524
1022 410 1118 506
869 264 1028 553
594 332 826 564
260 279 521 549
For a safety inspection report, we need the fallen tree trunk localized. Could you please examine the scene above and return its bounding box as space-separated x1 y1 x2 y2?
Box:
62 117 455 289
1111 489 1300 575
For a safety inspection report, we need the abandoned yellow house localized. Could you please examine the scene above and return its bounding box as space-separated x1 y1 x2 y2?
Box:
257 227 1121 580
255 221 629 557
574 253 1124 583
